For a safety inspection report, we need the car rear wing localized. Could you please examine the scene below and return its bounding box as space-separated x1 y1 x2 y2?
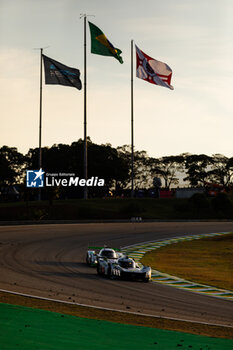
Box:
88 246 122 252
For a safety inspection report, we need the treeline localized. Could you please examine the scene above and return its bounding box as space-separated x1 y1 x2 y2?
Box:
0 139 233 199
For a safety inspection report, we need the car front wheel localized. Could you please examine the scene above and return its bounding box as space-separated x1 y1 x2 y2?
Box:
143 278 150 283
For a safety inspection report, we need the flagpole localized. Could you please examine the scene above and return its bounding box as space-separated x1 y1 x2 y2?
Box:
131 39 134 198
38 48 43 201
83 14 88 199
35 46 49 200
39 48 43 170
80 14 95 199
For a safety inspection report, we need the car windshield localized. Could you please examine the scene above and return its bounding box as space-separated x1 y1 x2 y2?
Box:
100 250 116 258
119 260 135 268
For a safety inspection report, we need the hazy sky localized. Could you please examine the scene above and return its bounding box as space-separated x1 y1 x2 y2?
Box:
0 0 232 157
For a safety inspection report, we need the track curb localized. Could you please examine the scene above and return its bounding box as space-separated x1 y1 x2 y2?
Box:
122 232 233 301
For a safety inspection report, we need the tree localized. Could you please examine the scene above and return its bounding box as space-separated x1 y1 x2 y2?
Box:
183 154 212 187
0 146 25 185
25 139 130 197
208 154 233 187
0 152 15 185
88 142 129 188
117 146 153 189
151 155 184 189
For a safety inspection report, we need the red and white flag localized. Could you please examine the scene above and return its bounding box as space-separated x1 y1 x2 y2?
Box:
135 45 174 90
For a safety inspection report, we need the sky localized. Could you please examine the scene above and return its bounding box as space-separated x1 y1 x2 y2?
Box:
0 0 233 158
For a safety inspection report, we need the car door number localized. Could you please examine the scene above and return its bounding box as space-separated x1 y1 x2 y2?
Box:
112 268 120 276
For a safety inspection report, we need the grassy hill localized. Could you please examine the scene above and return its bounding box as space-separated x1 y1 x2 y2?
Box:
0 195 232 221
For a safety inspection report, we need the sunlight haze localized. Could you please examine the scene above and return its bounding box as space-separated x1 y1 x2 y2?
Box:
0 0 232 157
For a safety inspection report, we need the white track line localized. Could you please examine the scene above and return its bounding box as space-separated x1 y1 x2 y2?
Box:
0 288 233 329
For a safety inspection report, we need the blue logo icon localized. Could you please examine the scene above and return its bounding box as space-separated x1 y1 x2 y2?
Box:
50 64 76 77
26 169 45 188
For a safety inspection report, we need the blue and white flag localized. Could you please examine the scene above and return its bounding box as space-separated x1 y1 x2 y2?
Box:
42 55 82 90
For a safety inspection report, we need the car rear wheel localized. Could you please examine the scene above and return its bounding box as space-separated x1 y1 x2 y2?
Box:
97 263 102 275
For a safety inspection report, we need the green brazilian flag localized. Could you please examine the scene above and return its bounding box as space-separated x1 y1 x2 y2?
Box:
88 21 123 64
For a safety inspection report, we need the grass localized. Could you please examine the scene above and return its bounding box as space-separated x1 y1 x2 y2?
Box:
1 291 233 339
141 233 233 291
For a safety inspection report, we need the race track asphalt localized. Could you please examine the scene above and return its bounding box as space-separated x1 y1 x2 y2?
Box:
0 222 232 327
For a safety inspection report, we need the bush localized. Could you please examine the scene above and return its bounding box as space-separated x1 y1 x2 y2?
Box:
189 193 210 210
173 200 191 212
118 201 144 218
212 193 233 218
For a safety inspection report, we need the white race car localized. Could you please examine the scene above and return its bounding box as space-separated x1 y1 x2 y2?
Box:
97 256 151 282
86 246 124 267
